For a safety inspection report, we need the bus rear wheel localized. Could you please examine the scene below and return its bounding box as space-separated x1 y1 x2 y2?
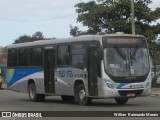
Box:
76 84 92 105
115 98 128 105
28 83 45 102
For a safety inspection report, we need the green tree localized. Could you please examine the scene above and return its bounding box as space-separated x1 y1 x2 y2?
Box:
14 31 46 44
70 0 160 64
70 25 81 37
14 35 32 43
71 0 160 42
32 31 45 41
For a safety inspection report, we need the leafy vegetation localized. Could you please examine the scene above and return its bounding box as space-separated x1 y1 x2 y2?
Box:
70 0 160 64
14 31 56 44
14 31 46 43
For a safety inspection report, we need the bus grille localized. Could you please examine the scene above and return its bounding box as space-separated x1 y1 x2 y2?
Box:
118 90 143 97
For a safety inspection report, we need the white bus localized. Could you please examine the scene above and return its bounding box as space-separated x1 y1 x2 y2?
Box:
6 33 151 105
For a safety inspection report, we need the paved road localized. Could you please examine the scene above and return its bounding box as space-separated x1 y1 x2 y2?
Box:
0 89 160 120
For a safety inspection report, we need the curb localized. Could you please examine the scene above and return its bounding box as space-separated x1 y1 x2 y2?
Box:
150 94 160 97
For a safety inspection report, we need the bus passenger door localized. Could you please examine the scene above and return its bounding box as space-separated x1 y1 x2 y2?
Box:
44 49 55 94
88 48 99 96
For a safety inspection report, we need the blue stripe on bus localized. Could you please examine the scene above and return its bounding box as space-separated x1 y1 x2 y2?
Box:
109 79 128 89
116 83 128 89
7 68 44 87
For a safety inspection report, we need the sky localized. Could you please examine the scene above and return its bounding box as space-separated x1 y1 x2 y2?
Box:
0 0 160 47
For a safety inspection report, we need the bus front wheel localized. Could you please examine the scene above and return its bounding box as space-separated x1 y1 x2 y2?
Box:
115 98 128 105
76 84 92 105
28 83 45 102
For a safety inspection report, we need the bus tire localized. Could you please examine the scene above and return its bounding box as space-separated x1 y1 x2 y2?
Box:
76 84 92 105
61 95 75 101
28 83 45 102
0 83 2 89
115 98 128 105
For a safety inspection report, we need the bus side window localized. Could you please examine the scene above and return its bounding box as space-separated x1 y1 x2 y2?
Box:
30 47 42 66
57 45 70 65
71 43 85 66
18 48 29 66
8 49 18 67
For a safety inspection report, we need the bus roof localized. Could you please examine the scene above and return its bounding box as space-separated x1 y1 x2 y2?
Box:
7 34 144 49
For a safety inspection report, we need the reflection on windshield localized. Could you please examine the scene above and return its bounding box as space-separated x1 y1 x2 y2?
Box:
104 47 149 77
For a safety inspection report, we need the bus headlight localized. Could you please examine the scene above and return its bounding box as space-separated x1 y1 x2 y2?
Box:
146 80 151 87
104 79 115 89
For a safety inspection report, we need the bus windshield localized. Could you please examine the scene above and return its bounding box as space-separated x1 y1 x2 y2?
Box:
103 37 150 77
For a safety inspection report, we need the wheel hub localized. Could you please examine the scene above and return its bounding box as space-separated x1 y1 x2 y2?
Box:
79 90 86 101
29 86 35 99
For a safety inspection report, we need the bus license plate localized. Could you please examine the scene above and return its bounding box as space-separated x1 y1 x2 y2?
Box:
127 93 135 97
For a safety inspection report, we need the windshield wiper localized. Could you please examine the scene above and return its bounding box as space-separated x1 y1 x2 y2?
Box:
115 46 127 60
130 47 138 60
